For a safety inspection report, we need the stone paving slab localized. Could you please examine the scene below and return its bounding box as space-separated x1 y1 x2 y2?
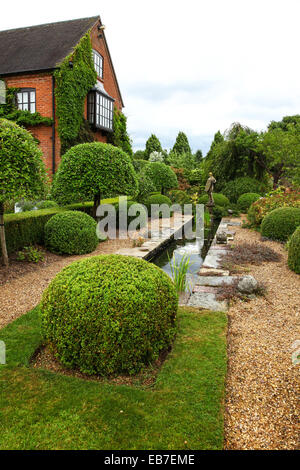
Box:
195 275 236 287
198 267 230 276
192 285 218 294
187 292 228 312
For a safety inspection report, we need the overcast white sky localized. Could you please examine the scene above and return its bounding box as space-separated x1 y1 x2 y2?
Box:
1 0 300 154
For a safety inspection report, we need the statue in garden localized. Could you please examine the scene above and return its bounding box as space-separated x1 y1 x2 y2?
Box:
205 172 216 206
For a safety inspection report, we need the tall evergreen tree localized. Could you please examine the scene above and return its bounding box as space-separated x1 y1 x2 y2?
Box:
195 149 203 163
172 132 191 155
144 134 162 160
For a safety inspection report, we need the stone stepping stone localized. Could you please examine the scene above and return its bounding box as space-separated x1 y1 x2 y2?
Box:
198 267 230 276
192 285 217 294
187 292 228 312
195 275 236 287
202 252 224 269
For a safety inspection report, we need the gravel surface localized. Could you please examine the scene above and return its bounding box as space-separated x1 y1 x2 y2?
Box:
225 223 300 450
0 236 132 329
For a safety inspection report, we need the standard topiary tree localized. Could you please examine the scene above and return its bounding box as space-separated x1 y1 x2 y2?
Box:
288 227 300 274
51 142 138 218
144 162 178 194
44 210 99 255
41 255 178 375
237 193 261 212
0 118 46 266
261 207 300 241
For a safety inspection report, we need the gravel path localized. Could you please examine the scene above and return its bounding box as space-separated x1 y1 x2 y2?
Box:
0 237 132 329
225 224 300 450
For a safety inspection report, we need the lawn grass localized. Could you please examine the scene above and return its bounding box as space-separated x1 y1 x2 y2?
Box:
0 307 227 450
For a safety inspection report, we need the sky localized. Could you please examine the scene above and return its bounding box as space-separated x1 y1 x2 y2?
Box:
1 0 300 155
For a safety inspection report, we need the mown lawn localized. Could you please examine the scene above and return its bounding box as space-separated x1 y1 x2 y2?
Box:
0 307 227 450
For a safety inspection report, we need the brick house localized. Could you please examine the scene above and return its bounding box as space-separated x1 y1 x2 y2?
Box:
0 16 124 174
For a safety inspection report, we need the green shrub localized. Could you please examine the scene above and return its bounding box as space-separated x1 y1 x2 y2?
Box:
237 193 261 212
211 205 226 219
288 227 300 274
136 171 156 202
247 192 300 226
17 246 45 263
45 211 99 255
115 201 147 229
144 162 178 194
41 255 178 375
198 193 230 207
223 177 263 203
4 208 61 254
261 207 300 241
36 200 59 210
145 194 173 218
168 190 191 206
132 159 148 173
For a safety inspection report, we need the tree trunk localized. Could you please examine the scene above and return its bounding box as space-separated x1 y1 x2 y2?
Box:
0 202 8 267
93 192 101 219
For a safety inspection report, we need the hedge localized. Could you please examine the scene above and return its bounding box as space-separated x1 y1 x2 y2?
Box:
4 198 120 254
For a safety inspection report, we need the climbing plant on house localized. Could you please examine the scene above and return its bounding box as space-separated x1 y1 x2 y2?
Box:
108 108 133 157
54 32 97 155
0 87 53 127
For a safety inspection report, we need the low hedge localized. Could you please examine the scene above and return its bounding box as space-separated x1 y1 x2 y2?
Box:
288 227 300 274
237 193 261 212
3 200 116 254
41 255 178 375
45 211 99 255
198 193 230 208
261 207 300 241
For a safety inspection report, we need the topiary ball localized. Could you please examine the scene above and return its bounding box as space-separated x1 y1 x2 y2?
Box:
41 255 178 375
261 207 300 241
237 193 261 212
288 227 300 274
45 210 99 254
145 194 173 218
198 193 230 208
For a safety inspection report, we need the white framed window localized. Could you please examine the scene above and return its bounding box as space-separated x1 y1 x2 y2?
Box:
92 50 103 79
17 88 36 113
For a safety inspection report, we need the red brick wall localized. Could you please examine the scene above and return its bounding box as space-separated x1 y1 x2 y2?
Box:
4 23 123 173
5 72 59 174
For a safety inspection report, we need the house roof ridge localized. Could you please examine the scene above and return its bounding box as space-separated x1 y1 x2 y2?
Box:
0 16 100 34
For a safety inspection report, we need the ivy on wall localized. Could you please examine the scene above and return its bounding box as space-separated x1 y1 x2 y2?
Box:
108 108 133 157
0 87 53 127
54 32 97 155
